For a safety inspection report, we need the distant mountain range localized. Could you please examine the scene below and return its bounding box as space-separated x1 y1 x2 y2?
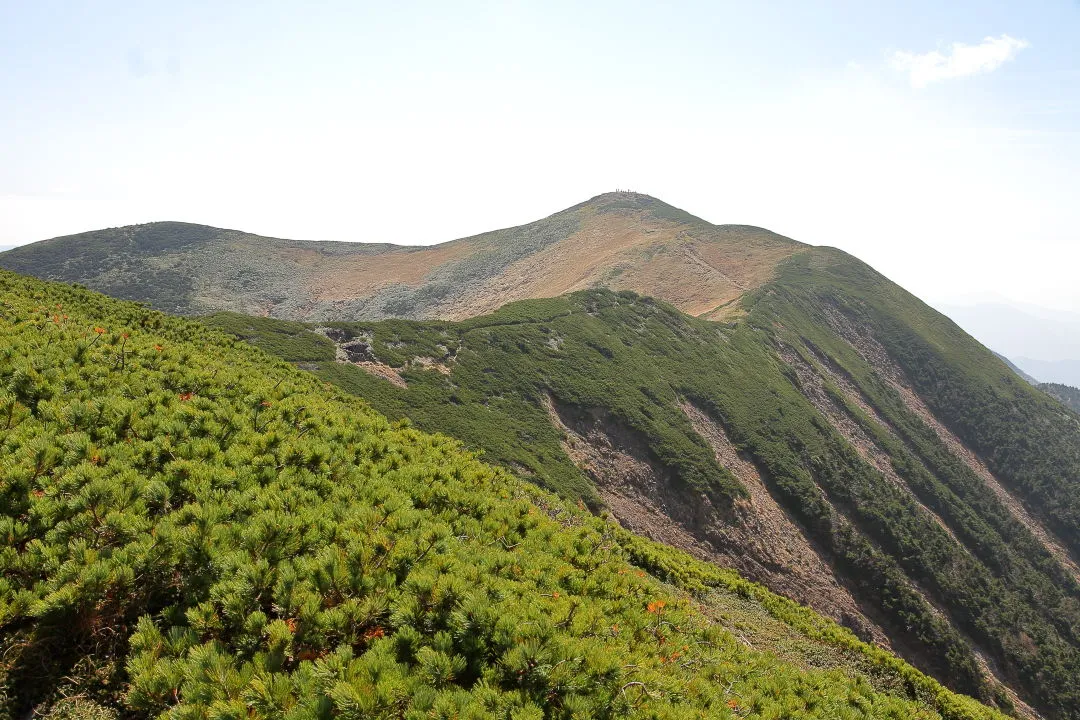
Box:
939 302 1080 386
1014 357 1080 389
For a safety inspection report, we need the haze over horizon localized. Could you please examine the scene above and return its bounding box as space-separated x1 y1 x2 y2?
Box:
3 1 1078 311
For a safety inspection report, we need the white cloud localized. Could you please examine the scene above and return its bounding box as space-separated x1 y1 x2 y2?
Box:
891 35 1029 88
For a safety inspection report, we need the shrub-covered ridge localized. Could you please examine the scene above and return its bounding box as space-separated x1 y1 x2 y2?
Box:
0 271 1007 720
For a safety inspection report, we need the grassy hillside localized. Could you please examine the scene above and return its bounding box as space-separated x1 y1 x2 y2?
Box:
204 249 1080 719
991 352 1038 385
0 269 1012 720
0 193 800 322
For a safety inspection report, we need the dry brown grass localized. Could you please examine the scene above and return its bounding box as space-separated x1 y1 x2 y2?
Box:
312 242 477 301
214 196 803 321
431 205 801 320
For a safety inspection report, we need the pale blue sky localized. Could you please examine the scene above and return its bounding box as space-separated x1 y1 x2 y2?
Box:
2 1 1078 309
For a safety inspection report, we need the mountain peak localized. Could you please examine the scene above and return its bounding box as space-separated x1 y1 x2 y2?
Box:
561 191 707 225
1 194 803 321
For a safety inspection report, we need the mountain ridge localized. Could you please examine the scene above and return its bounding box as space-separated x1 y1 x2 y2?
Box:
0 192 803 321
9 193 1080 717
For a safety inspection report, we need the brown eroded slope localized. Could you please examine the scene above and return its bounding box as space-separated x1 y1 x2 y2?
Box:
541 391 889 646
0 192 801 321
819 307 1080 583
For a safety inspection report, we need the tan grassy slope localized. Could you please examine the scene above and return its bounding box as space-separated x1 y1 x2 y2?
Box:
0 192 801 321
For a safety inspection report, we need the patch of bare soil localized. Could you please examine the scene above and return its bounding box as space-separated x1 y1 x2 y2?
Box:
678 401 891 645
410 356 452 375
822 307 1080 584
314 328 408 388
541 393 888 645
350 361 407 388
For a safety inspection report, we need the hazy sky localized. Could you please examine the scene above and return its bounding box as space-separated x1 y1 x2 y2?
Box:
2 1 1078 310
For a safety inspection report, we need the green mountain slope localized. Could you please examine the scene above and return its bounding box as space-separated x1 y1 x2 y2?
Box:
991 352 1039 385
205 248 1080 719
0 269 1009 720
0 193 800 322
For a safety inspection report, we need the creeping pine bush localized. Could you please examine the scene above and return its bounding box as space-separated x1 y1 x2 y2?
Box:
288 282 1080 717
0 271 1005 720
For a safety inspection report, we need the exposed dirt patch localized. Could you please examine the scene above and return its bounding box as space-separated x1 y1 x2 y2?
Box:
410 356 452 375
678 401 890 645
822 307 1080 584
350 361 407 388
314 327 408 388
804 344 894 430
690 391 1015 708
542 393 888 645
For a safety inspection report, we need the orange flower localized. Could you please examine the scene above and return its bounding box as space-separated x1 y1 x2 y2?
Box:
260 400 272 407
93 327 105 334
551 591 560 599
646 600 667 614
153 344 164 352
179 392 194 401
727 699 739 710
